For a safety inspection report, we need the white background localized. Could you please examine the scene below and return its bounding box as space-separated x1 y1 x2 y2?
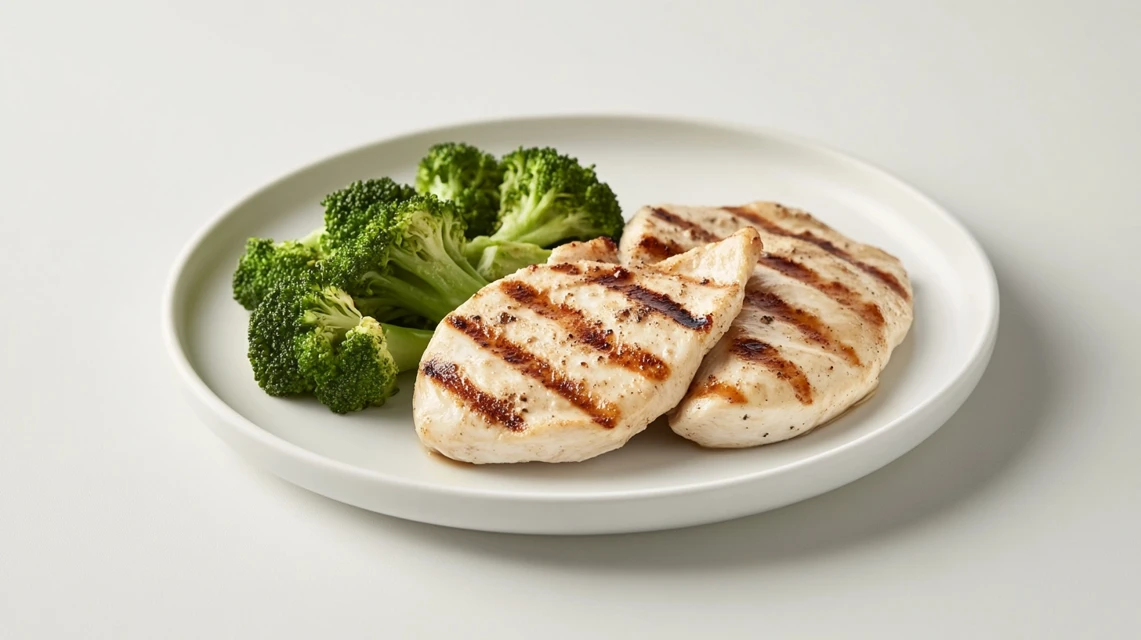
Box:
3 1 1139 637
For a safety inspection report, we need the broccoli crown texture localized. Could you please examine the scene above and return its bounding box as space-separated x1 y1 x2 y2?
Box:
321 178 416 251
248 283 433 413
296 295 399 415
246 280 315 396
323 194 488 324
415 142 503 238
232 228 326 310
487 146 624 249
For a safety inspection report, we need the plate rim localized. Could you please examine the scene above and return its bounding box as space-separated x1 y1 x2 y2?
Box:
161 112 1000 503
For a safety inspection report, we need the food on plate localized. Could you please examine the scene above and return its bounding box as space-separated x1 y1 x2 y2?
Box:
321 194 492 324
231 228 329 311
247 282 432 413
463 146 624 261
415 142 503 238
321 177 419 251
472 241 553 281
232 142 626 413
231 177 415 311
412 228 763 464
230 135 915 441
618 202 914 447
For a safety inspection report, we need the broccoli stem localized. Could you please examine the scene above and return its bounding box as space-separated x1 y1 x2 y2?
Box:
380 324 435 371
463 236 496 261
360 272 462 324
488 188 563 246
386 245 488 320
495 223 573 249
474 241 552 280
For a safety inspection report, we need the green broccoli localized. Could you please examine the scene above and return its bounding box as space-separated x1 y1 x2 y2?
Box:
247 282 433 412
415 142 503 238
324 194 489 324
233 178 416 310
350 296 435 330
294 287 432 413
464 147 624 259
247 280 317 396
321 178 417 251
472 241 552 281
231 228 328 310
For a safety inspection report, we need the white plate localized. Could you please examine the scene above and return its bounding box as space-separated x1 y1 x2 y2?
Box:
163 115 998 535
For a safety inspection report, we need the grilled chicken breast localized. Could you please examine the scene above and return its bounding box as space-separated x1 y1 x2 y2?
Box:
413 228 763 463
619 202 913 448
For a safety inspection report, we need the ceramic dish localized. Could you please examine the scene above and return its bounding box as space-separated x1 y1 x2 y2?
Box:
163 115 998 534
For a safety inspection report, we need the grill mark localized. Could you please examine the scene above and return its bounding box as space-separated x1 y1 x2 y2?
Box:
549 262 581 274
816 281 885 328
636 235 685 261
421 359 525 431
745 284 861 366
500 281 670 380
724 206 910 300
650 207 719 242
756 253 885 330
730 338 813 404
588 267 713 331
694 377 748 404
595 236 619 252
447 315 620 428
803 233 910 301
757 253 816 282
580 236 619 259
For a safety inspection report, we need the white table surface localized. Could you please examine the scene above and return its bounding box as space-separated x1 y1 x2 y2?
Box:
3 1 1139 637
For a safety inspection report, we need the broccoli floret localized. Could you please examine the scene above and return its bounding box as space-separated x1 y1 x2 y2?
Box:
232 228 327 310
464 147 624 259
321 178 417 250
234 177 414 311
415 143 503 238
473 241 552 281
248 283 433 412
294 287 432 413
247 281 315 396
299 317 398 413
324 194 488 323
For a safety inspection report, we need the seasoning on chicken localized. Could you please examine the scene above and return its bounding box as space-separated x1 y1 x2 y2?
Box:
413 228 763 463
619 202 913 447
